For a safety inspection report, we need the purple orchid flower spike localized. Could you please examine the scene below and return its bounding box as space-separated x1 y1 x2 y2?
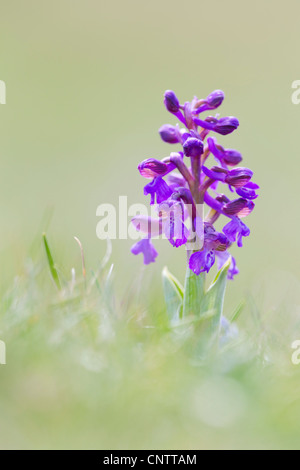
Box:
131 88 258 280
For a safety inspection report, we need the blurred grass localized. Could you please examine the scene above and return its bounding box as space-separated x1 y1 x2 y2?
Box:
1 0 300 449
0 248 300 449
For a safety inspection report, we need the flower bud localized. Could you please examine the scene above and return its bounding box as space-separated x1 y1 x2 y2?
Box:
183 137 204 158
194 116 239 135
205 89 225 109
194 90 225 114
158 124 180 144
214 116 239 135
164 90 180 113
216 194 230 203
223 149 242 166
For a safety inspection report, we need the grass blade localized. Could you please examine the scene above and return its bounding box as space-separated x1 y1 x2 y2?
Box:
43 233 61 291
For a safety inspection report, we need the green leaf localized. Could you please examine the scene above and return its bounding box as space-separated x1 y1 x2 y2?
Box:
199 256 231 338
162 267 184 323
43 233 61 291
182 267 205 318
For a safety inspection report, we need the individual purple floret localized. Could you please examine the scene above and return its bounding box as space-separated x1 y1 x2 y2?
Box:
193 90 225 114
158 124 181 144
131 89 259 279
131 238 158 265
143 177 173 205
194 116 239 135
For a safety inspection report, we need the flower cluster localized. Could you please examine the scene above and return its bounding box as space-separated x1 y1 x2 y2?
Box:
131 89 258 279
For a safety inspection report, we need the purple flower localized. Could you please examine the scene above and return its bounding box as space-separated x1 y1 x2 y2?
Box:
138 158 173 178
215 194 230 204
183 137 204 158
222 198 255 217
164 216 189 247
214 117 240 135
167 173 187 190
205 90 225 109
223 217 250 247
194 90 225 114
158 200 189 248
228 256 239 280
223 150 242 166
132 88 258 279
204 223 231 251
131 238 158 265
202 165 228 182
215 252 239 280
189 249 215 275
159 124 181 144
131 215 163 237
164 90 180 113
181 131 192 143
207 137 242 166
236 182 259 200
144 177 173 205
195 116 239 135
225 167 253 188
188 224 230 275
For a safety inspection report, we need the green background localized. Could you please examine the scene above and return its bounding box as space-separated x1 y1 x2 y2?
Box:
1 0 300 449
1 0 299 299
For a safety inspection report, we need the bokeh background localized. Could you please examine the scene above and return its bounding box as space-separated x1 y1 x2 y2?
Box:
1 0 300 449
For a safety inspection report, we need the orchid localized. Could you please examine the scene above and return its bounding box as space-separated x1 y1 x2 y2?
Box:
131 89 258 335
131 89 258 280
